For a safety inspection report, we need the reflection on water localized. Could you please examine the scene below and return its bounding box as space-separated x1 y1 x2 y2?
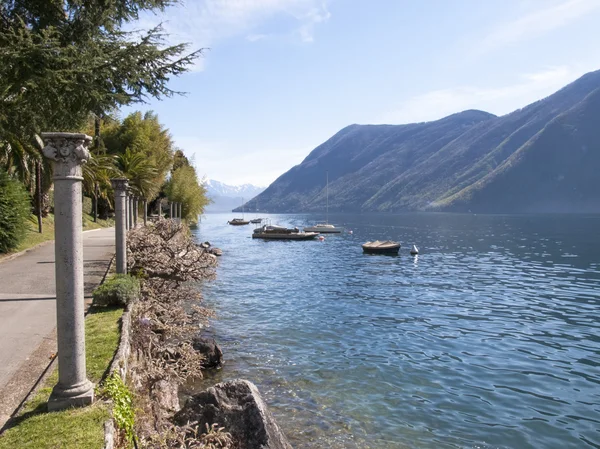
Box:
192 213 600 449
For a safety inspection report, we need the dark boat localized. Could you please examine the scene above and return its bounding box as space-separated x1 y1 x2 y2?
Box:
228 218 250 226
252 225 318 240
362 240 401 254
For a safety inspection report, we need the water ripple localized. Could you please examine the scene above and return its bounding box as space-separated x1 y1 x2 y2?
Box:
193 213 600 449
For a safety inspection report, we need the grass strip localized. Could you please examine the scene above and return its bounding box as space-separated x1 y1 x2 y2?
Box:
0 306 124 449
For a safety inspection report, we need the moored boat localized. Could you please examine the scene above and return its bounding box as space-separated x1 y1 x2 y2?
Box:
228 218 249 226
252 225 318 240
362 240 401 254
250 218 263 224
304 223 343 233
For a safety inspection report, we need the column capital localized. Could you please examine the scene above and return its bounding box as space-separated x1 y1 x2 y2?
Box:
41 132 92 180
110 178 129 192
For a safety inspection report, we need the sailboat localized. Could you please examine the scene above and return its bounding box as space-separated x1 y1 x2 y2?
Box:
304 171 343 233
228 197 250 225
250 198 262 224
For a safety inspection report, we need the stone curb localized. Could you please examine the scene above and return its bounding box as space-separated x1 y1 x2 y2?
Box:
103 297 134 449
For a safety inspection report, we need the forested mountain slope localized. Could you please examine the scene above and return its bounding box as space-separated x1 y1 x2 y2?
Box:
237 70 600 214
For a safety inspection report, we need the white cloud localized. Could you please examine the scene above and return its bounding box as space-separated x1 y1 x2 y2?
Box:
377 64 598 124
133 0 331 69
475 0 600 55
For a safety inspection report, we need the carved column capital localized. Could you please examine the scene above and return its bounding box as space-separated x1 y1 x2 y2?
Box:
111 178 129 194
41 133 92 180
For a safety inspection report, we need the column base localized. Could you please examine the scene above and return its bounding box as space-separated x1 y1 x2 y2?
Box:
48 379 95 411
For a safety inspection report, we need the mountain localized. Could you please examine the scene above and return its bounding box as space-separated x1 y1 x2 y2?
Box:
204 180 265 213
236 70 600 214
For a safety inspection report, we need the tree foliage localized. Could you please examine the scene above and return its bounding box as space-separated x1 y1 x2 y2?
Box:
165 164 210 222
0 0 202 141
104 111 173 199
0 168 31 253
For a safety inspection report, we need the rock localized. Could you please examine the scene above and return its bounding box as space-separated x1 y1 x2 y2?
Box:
210 247 223 256
200 242 210 249
192 335 223 369
150 379 180 415
175 379 293 449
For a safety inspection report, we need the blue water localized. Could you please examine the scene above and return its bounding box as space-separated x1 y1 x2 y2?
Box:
191 213 600 449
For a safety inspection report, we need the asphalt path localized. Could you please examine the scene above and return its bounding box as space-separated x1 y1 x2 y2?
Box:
0 227 114 428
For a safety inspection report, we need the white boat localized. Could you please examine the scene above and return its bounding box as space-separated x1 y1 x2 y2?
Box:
304 171 343 234
304 223 344 233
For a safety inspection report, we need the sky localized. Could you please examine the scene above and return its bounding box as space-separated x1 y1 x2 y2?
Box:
123 0 600 186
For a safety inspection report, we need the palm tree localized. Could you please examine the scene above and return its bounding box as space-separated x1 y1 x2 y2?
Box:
116 147 158 200
83 151 121 221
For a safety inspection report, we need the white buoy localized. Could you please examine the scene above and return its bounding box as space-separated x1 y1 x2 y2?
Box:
348 230 353 235
410 245 419 255
319 235 325 241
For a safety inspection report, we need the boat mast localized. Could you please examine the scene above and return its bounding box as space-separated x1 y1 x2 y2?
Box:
326 170 329 225
242 197 244 219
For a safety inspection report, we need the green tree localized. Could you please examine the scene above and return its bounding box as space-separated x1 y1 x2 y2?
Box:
103 111 174 199
0 168 31 253
116 148 158 200
165 165 210 222
0 0 202 181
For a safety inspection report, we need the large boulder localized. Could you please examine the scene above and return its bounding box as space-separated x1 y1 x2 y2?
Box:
174 379 293 449
192 335 223 369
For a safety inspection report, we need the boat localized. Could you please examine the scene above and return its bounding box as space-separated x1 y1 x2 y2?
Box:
229 197 250 225
304 171 343 234
362 240 401 254
250 198 263 224
228 218 249 226
252 225 319 240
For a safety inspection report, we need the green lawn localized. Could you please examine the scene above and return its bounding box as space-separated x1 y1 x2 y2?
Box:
0 306 124 449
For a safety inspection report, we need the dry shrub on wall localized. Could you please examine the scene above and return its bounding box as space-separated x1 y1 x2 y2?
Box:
126 219 218 436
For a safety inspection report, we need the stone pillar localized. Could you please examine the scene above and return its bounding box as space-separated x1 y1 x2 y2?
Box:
41 132 95 411
128 193 134 229
143 199 148 226
111 178 128 274
179 202 183 221
124 190 129 231
133 196 138 227
169 202 173 219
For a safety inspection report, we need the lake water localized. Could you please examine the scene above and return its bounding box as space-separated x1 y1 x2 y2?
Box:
191 213 600 449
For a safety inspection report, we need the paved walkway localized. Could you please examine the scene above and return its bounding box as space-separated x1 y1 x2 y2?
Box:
0 227 115 428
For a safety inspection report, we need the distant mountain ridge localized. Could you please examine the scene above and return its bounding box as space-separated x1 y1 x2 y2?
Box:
236 69 600 214
205 179 265 213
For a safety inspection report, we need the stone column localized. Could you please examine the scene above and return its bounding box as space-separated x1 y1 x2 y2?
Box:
179 202 183 221
143 199 148 226
169 202 173 219
41 132 95 411
133 196 138 227
128 192 134 229
111 178 128 274
124 190 129 231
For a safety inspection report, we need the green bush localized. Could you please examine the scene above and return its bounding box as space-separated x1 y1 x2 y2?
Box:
92 274 140 307
0 168 31 253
